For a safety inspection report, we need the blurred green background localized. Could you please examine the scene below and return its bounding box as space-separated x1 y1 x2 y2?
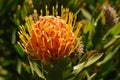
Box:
0 0 120 80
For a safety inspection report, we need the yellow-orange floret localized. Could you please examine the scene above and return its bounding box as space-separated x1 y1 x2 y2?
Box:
17 6 82 63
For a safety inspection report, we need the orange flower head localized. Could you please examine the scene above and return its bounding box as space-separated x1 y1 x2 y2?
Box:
18 6 82 63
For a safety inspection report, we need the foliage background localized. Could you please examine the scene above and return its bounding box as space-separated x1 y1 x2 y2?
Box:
0 0 120 80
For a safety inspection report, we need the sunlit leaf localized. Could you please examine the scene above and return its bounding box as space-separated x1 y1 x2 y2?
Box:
84 53 103 67
33 62 46 80
17 60 22 74
73 62 85 71
103 22 120 40
83 21 95 40
81 8 92 20
28 58 34 75
28 59 46 80
97 44 120 66
89 73 96 80
67 62 85 80
104 38 117 48
95 10 105 26
85 70 96 80
110 22 120 36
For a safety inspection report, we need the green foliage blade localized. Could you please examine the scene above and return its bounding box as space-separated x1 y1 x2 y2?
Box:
84 53 103 68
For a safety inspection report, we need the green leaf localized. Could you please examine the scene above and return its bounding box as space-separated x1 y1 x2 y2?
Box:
33 62 46 80
95 10 105 26
85 70 96 80
73 62 85 71
28 59 46 80
17 60 22 74
11 29 16 44
14 44 25 57
89 73 96 80
102 61 117 76
103 22 120 40
67 53 103 80
81 8 92 20
83 21 95 40
110 22 120 36
67 62 85 80
97 44 120 66
104 38 117 49
28 58 34 75
84 53 103 68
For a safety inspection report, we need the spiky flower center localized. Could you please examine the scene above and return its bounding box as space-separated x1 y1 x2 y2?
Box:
18 6 82 63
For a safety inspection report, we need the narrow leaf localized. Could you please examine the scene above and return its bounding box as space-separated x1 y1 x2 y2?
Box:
89 73 96 80
97 44 120 66
84 53 103 68
83 21 95 40
17 60 22 74
28 58 34 75
14 44 25 57
67 62 85 80
103 22 120 40
85 70 96 80
104 38 117 48
81 8 92 20
33 62 46 80
111 22 120 36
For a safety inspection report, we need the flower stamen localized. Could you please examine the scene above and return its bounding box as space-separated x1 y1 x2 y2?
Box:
18 5 83 64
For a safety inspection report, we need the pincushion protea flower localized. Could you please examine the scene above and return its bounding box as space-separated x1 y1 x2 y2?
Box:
18 5 82 64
